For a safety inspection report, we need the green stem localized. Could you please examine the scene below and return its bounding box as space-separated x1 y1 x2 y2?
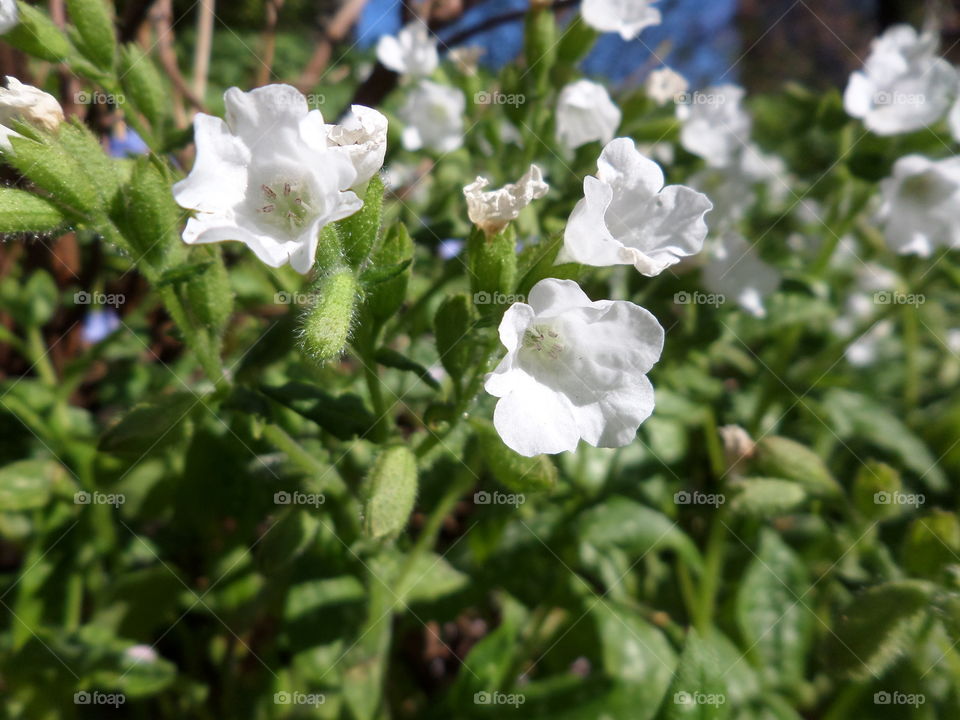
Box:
260 423 348 498
695 511 728 634
902 298 920 409
25 326 57 386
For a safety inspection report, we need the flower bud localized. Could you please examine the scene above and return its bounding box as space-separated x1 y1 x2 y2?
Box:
473 421 557 492
752 435 841 499
0 77 63 141
363 446 418 541
467 224 517 316
301 267 358 363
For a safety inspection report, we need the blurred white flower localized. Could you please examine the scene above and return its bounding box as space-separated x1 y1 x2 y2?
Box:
833 263 898 367
400 80 466 152
561 138 712 275
581 0 661 41
173 84 362 274
676 84 751 168
878 154 960 256
325 104 388 188
0 0 17 34
485 278 664 456
376 22 439 78
687 142 787 231
464 164 549 235
0 76 64 151
702 233 780 317
123 644 159 664
556 79 622 151
843 24 956 135
646 66 688 105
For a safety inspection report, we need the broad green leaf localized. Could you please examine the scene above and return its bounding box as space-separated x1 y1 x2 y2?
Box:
729 478 807 518
0 459 66 510
577 496 702 572
374 347 440 390
663 629 733 720
66 0 116 70
0 189 67 233
824 389 946 490
98 392 198 456
260 382 375 440
735 530 812 691
824 580 934 679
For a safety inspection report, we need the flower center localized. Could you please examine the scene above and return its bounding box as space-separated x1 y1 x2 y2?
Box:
522 324 565 361
256 180 313 231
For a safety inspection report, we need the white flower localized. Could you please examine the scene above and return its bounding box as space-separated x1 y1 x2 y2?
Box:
0 77 64 151
645 66 688 105
0 0 17 34
172 84 362 274
556 79 622 151
581 0 661 41
560 138 712 275
878 154 960 256
676 84 751 168
464 164 549 235
702 233 780 317
325 104 388 188
400 80 465 152
948 95 960 143
376 22 439 78
843 24 956 135
123 644 159 664
485 278 664 456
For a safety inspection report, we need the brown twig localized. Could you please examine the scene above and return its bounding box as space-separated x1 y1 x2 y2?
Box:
150 0 207 122
192 0 216 100
294 0 370 93
255 0 286 87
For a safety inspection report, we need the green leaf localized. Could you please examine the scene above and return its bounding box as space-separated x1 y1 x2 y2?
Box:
663 629 733 720
0 459 67 511
824 389 946 490
374 347 440 390
66 0 116 70
22 270 59 326
824 580 934 679
5 2 73 61
577 496 703 573
260 382 375 440
735 530 812 691
340 175 384 267
0 188 67 233
117 157 184 270
98 392 198 456
119 44 168 132
255 510 319 574
7 135 101 216
901 511 960 579
473 420 557 493
363 446 418 541
751 436 842 499
155 260 215 288
364 223 413 323
593 601 676 695
434 293 476 383
57 120 122 208
728 478 807 518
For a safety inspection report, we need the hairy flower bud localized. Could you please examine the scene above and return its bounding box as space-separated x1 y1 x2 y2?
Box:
301 267 358 362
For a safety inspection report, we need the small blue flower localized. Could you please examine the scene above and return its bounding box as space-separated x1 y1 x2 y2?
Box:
81 309 120 344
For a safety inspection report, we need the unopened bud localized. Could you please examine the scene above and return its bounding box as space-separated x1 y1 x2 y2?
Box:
0 76 63 138
363 446 418 540
719 424 754 475
301 267 358 363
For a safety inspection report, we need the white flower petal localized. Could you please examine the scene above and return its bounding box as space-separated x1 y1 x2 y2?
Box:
556 80 621 151
562 138 712 275
464 164 549 234
325 105 388 187
0 0 18 34
0 76 64 135
486 278 664 456
399 80 465 153
702 233 780 317
581 0 661 41
878 154 960 256
376 22 439 77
